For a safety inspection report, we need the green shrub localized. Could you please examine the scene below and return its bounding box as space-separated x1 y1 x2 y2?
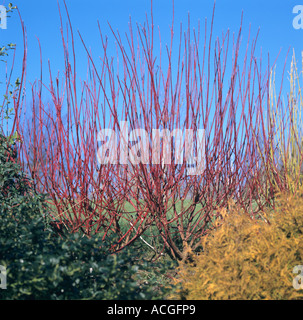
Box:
171 192 303 300
0 134 170 299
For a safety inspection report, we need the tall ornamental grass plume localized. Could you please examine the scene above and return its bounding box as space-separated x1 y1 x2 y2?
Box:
170 189 303 300
265 50 303 194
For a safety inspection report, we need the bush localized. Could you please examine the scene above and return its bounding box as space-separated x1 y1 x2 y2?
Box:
171 192 303 300
0 134 170 299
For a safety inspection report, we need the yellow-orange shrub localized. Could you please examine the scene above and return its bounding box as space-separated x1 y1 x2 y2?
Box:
171 191 303 300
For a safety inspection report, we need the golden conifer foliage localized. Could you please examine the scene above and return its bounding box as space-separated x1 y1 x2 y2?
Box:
171 191 303 300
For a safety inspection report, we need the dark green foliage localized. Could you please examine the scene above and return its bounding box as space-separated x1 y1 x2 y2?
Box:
0 135 171 299
0 133 44 215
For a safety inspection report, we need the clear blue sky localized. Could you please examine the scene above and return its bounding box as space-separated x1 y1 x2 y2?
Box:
1 0 303 108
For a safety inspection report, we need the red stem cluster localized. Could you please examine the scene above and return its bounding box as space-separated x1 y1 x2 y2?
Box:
11 1 292 260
